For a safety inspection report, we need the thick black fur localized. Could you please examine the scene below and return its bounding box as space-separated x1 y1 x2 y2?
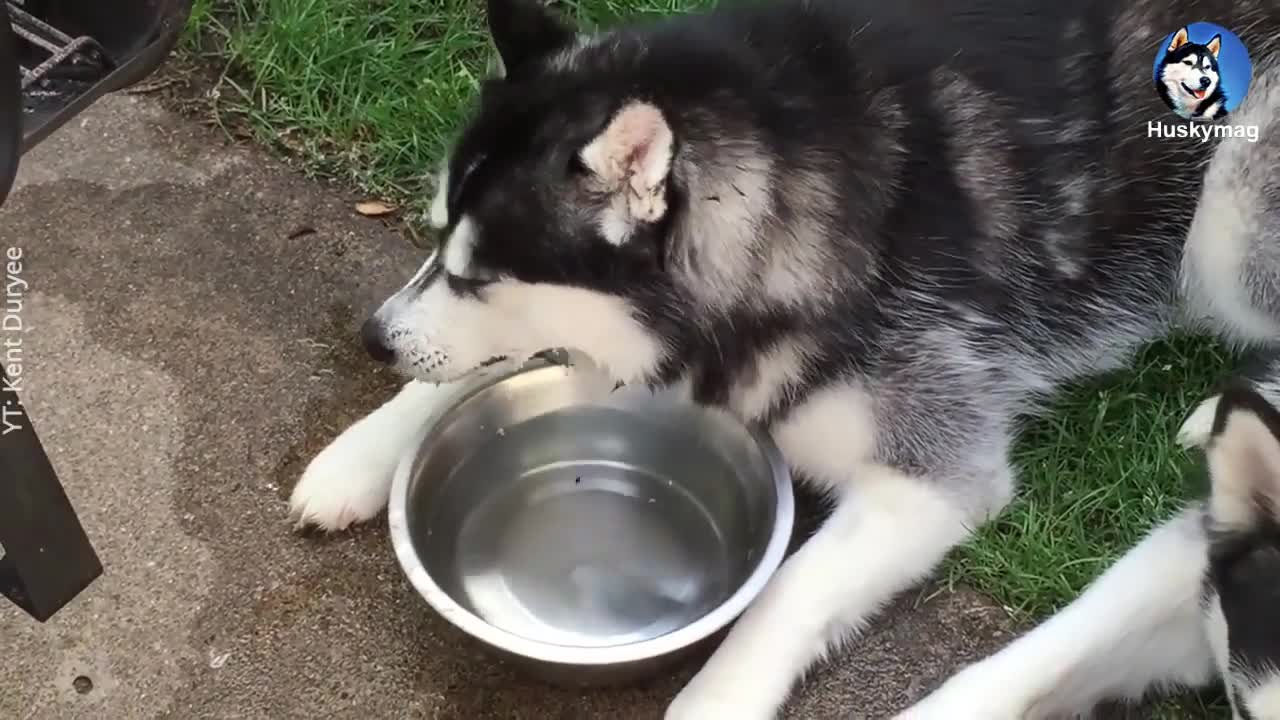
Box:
446 0 1275 451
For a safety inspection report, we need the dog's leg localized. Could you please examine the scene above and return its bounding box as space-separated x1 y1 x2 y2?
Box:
899 506 1217 720
289 379 463 531
291 154 455 532
665 463 994 720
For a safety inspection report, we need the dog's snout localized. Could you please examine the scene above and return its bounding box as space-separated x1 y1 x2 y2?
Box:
360 318 396 364
1199 76 1212 89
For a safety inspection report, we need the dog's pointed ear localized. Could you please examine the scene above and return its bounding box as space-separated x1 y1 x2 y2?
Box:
1206 34 1223 58
1169 26 1191 52
486 0 575 72
1206 389 1280 531
580 102 674 233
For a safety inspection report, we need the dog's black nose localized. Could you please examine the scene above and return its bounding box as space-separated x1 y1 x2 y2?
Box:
1199 76 1212 89
360 318 396 364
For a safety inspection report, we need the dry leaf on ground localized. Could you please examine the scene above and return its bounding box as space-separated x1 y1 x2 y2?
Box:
355 200 395 217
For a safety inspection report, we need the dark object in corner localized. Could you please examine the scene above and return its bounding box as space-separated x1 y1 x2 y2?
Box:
0 0 193 622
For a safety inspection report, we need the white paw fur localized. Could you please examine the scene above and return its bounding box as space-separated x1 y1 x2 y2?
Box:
289 431 400 531
1178 395 1221 450
289 380 461 531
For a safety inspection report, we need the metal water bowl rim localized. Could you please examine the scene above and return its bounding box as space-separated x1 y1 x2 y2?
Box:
385 356 796 666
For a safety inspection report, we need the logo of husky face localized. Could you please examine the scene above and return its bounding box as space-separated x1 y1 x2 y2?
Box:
360 0 674 385
1155 26 1228 121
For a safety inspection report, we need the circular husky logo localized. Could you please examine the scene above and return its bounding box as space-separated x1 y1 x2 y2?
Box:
1153 22 1252 122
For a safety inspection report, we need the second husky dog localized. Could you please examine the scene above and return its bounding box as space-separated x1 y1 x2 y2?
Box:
290 0 1280 717
904 385 1280 720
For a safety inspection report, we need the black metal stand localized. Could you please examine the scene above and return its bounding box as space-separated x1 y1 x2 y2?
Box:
0 1 100 622
0 0 192 622
0 366 103 621
1 0 18 203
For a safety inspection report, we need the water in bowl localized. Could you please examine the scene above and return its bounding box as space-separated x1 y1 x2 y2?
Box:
417 406 737 648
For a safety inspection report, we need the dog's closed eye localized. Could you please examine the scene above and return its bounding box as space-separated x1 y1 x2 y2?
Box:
446 271 497 297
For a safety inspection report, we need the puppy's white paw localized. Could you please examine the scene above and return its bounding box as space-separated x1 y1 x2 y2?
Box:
1177 395 1221 450
289 381 466 532
288 431 400 532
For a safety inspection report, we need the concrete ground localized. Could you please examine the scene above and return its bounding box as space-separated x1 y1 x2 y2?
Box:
0 94 1026 719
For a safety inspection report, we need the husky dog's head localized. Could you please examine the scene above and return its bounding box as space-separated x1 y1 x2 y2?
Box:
1157 27 1225 120
361 0 884 386
1202 387 1280 718
360 0 690 384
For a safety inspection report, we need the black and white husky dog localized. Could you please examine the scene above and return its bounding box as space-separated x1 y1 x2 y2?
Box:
903 384 1280 719
1156 25 1233 121
288 0 1280 716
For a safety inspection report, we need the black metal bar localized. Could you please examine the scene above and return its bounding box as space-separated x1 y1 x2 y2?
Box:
17 0 194 152
0 367 103 622
1 0 19 206
0 0 194 622
0 1 103 622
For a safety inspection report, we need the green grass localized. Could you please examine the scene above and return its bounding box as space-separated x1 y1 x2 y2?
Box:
185 0 215 41
942 335 1239 716
186 2 1241 714
185 0 493 199
184 0 714 206
946 335 1232 618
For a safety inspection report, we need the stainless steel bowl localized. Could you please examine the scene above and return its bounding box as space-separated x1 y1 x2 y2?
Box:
387 356 794 686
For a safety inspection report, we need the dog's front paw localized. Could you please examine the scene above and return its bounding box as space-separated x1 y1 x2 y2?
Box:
1177 394 1221 449
288 431 400 532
